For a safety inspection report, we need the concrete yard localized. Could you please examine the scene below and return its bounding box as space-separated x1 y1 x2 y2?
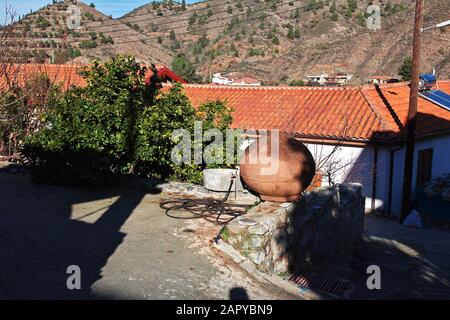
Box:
0 167 297 300
1 164 450 300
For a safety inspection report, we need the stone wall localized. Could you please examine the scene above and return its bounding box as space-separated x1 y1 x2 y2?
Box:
221 183 365 274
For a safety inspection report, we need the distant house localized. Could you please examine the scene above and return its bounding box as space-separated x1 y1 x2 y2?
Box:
368 75 399 85
305 73 353 87
175 80 450 218
211 73 261 86
232 77 261 86
211 73 233 85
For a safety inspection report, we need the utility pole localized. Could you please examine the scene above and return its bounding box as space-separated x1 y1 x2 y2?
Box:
400 0 425 222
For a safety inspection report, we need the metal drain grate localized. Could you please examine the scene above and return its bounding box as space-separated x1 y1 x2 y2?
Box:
289 274 353 299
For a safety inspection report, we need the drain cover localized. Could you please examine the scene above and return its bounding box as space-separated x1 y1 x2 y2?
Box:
289 274 353 299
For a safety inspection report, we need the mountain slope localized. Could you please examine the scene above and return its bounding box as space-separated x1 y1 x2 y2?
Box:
3 0 449 85
4 0 173 65
118 0 450 84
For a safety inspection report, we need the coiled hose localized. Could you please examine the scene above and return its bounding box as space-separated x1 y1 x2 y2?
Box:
160 175 250 225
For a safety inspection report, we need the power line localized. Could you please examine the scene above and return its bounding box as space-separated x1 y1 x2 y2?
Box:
83 0 226 28
99 1 327 45
81 0 312 38
84 0 328 44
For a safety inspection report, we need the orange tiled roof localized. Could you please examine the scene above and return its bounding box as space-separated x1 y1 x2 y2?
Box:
0 64 86 91
175 81 450 144
3 63 450 144
362 81 450 139
0 63 186 92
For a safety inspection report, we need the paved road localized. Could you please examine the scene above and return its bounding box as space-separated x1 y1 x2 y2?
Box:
2 164 449 300
0 169 294 300
359 215 450 299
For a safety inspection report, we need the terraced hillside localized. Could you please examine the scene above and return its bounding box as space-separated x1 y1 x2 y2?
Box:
2 0 173 65
118 0 450 84
2 0 450 85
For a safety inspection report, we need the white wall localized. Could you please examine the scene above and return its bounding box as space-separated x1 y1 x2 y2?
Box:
303 143 390 211
390 134 450 218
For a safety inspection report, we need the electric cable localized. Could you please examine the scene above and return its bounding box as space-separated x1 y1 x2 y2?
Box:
160 174 251 225
80 0 328 45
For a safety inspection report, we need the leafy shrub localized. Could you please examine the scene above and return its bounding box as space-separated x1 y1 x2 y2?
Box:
79 39 98 49
1 74 56 156
22 55 233 185
22 56 150 184
289 79 305 86
171 54 202 83
398 56 412 81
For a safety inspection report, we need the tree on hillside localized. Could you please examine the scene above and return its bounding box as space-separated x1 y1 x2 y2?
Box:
330 1 337 13
169 30 176 40
289 79 305 86
171 54 202 83
181 0 186 11
398 56 412 81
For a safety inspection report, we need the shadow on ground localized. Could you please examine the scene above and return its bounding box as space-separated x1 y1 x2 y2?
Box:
229 287 250 300
0 165 161 299
280 213 450 299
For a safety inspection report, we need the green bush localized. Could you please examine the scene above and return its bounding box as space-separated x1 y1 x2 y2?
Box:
289 79 305 86
398 56 412 81
21 55 233 185
171 54 202 83
79 39 98 49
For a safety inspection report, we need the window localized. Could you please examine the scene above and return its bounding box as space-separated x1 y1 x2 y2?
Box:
416 148 433 187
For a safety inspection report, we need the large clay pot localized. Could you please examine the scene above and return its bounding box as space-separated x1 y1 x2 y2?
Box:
239 132 316 202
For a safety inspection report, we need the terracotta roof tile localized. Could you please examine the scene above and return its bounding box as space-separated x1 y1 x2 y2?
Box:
362 80 450 138
0 63 186 92
4 63 449 144
0 64 86 91
176 81 450 143
175 85 391 142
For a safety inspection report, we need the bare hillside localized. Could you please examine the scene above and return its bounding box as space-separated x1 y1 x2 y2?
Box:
119 0 450 84
3 0 173 65
3 0 449 84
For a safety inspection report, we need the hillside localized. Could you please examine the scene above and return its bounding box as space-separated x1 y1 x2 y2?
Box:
117 0 450 85
2 0 450 85
2 0 173 65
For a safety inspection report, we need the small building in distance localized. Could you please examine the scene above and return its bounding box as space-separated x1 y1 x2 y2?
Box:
368 75 400 85
211 73 261 86
305 73 353 87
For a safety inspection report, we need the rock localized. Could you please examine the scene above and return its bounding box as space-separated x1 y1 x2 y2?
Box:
213 241 246 264
227 220 247 234
248 224 269 235
251 235 264 248
248 250 265 265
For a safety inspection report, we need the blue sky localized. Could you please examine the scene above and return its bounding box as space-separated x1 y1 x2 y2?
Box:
0 1 200 21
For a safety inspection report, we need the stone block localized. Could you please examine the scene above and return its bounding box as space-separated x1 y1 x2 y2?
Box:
220 184 365 275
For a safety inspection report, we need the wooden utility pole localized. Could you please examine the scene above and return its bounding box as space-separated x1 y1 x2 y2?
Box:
400 0 425 222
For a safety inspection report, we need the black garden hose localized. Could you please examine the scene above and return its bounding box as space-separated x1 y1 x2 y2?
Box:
160 175 250 225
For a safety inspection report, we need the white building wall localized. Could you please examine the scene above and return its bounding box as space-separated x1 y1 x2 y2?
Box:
241 134 450 214
303 143 390 211
390 134 450 218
